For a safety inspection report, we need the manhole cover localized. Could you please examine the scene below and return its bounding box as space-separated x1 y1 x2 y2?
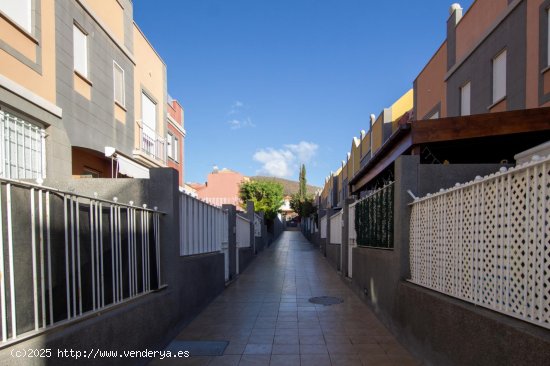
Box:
165 340 229 356
309 296 344 306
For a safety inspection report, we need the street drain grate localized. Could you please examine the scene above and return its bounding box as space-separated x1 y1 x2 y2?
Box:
309 296 344 306
165 340 229 356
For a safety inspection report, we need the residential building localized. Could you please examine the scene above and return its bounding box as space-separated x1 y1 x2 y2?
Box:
0 0 185 181
191 167 249 208
166 96 185 187
414 0 550 120
0 0 62 179
317 88 413 210
57 0 137 178
132 22 167 171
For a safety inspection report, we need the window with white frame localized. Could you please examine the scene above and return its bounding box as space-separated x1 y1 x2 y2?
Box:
113 61 125 106
166 133 173 159
173 136 179 162
0 109 45 179
73 24 88 77
0 0 32 33
460 82 471 116
141 92 156 131
492 50 507 103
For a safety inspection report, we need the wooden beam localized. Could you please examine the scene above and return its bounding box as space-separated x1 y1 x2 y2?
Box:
351 134 412 193
412 107 550 144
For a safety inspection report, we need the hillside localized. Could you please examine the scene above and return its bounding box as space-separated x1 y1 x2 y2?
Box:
251 176 321 196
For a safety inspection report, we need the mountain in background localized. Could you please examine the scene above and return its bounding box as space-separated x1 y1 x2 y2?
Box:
251 176 321 196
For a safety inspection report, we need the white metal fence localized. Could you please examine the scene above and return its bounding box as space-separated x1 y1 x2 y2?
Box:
410 155 550 330
0 177 162 346
329 210 342 244
236 214 251 248
0 110 46 180
320 215 327 239
179 193 227 256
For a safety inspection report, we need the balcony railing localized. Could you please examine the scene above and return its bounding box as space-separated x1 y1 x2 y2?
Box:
137 124 166 164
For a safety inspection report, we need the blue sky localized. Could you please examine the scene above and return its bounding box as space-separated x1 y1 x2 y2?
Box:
134 0 474 187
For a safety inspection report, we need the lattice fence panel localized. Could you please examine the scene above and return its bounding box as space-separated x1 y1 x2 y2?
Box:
409 156 550 330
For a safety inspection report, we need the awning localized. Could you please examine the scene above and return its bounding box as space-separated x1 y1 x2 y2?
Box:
117 155 149 178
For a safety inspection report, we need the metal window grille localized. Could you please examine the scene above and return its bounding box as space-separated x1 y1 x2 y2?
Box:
0 110 45 180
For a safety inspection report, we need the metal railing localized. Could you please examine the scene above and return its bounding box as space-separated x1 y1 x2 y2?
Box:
329 211 342 244
0 110 46 180
409 155 550 330
0 178 163 346
179 193 227 256
137 124 166 164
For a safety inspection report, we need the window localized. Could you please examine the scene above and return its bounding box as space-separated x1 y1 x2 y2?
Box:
113 61 125 106
492 50 507 103
141 92 156 131
166 133 173 159
173 137 179 162
0 109 45 179
73 24 88 77
0 0 31 33
460 82 471 116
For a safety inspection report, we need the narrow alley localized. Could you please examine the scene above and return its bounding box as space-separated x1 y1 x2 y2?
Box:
152 231 419 366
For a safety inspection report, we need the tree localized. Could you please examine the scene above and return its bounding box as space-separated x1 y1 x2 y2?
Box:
239 180 284 220
299 164 306 199
290 164 316 218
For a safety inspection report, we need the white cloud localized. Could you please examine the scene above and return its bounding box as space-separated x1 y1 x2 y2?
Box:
228 101 244 115
253 141 319 178
228 118 255 129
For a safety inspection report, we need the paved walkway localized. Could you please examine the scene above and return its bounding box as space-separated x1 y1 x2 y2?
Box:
151 231 420 366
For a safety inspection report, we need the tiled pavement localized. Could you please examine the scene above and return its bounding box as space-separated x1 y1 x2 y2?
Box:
150 231 421 366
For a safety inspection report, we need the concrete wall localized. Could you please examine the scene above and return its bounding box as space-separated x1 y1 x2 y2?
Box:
238 247 254 273
396 282 550 366
326 243 341 272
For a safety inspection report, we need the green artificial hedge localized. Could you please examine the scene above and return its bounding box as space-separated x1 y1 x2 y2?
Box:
355 183 394 248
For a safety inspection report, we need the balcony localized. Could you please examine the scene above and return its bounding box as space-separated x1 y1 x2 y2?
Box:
134 123 166 166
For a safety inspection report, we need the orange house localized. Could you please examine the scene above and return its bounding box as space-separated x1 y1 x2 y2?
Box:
415 0 550 120
166 97 185 187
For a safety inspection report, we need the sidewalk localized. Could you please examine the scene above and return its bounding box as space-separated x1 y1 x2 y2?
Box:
150 231 420 366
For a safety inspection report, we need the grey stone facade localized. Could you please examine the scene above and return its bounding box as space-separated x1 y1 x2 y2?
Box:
446 1 527 116
55 0 136 160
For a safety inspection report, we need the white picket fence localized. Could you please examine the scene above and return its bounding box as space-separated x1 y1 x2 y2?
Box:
409 155 550 330
329 210 342 244
179 193 228 256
